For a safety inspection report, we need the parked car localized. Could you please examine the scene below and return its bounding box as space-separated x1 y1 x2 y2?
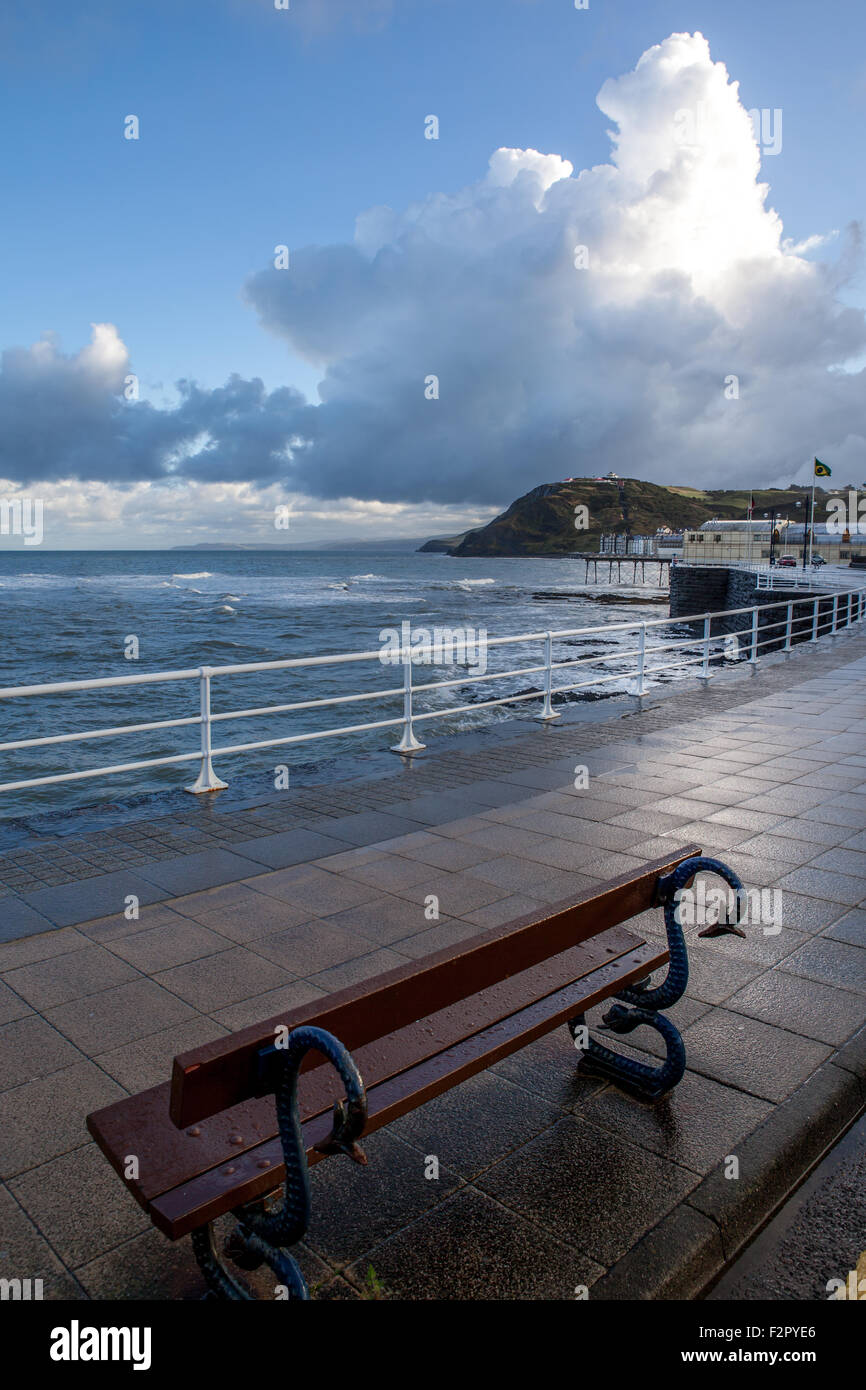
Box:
777 555 797 567
811 556 827 567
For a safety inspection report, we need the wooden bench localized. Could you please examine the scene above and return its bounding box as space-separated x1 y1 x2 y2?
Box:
87 846 744 1299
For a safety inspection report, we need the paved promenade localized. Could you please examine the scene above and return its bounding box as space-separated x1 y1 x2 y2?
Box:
1 630 865 1300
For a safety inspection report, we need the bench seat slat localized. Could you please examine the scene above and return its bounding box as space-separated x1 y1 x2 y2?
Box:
87 922 660 1208
149 937 666 1239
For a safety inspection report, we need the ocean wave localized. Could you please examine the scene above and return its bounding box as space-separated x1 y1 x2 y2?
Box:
432 577 496 591
216 604 236 614
172 571 213 579
10 573 66 583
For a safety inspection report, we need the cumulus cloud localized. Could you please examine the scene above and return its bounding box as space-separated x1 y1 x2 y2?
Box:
3 31 866 505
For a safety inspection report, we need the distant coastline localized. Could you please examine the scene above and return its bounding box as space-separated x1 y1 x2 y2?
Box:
170 538 431 552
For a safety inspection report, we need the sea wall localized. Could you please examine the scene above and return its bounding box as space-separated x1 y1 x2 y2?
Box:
669 566 839 652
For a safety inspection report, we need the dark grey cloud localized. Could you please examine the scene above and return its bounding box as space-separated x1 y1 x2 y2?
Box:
0 326 307 487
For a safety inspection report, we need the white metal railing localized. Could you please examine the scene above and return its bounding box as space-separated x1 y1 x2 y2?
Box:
674 559 775 570
755 569 830 590
678 560 860 590
1 586 864 800
754 569 866 591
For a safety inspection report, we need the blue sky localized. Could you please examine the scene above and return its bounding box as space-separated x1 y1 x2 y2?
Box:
1 0 865 544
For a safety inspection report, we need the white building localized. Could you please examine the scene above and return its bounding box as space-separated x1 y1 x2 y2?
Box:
681 518 866 564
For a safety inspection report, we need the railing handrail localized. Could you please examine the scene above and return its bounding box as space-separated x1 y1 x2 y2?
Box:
1 584 864 799
0 588 859 701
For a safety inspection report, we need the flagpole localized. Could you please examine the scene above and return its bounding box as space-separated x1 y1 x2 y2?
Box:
809 460 816 566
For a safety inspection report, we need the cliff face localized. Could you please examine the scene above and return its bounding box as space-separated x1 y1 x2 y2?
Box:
417 532 470 553
426 480 824 557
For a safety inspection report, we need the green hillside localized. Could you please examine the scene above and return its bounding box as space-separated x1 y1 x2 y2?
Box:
420 479 835 557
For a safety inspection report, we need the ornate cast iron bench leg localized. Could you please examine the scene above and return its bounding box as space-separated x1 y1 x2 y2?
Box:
191 1025 367 1301
570 855 745 1101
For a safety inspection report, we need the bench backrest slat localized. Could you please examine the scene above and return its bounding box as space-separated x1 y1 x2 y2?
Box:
152 939 665 1239
170 845 697 1128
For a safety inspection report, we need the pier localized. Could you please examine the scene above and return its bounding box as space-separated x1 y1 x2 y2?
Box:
574 553 672 585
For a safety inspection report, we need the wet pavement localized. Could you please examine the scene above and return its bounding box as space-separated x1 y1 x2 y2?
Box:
709 1110 866 1301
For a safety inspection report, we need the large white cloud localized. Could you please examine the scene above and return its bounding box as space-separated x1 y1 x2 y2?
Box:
3 31 865 506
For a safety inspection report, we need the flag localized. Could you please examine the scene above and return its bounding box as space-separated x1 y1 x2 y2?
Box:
814 459 831 477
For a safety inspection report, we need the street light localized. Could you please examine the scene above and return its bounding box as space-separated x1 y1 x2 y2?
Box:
801 494 811 569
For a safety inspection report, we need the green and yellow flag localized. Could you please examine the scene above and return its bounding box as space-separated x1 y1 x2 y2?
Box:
814 459 831 477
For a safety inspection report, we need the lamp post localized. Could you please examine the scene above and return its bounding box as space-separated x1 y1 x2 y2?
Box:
802 491 811 569
765 511 777 566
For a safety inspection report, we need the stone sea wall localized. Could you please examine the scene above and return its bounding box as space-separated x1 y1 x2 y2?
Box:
669 565 841 652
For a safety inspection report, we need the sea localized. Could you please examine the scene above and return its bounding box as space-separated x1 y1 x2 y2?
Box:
0 549 692 820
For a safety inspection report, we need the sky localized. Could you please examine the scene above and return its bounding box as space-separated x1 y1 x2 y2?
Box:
1 0 865 547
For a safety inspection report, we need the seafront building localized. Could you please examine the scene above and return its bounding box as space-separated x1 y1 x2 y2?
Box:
682 519 866 565
682 519 787 564
599 528 684 558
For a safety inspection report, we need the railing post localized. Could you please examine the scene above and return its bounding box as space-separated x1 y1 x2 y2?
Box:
811 597 819 642
185 667 228 793
749 608 759 667
391 648 426 754
535 631 561 722
635 623 648 700
784 601 794 652
847 592 854 629
831 594 839 636
698 613 711 684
